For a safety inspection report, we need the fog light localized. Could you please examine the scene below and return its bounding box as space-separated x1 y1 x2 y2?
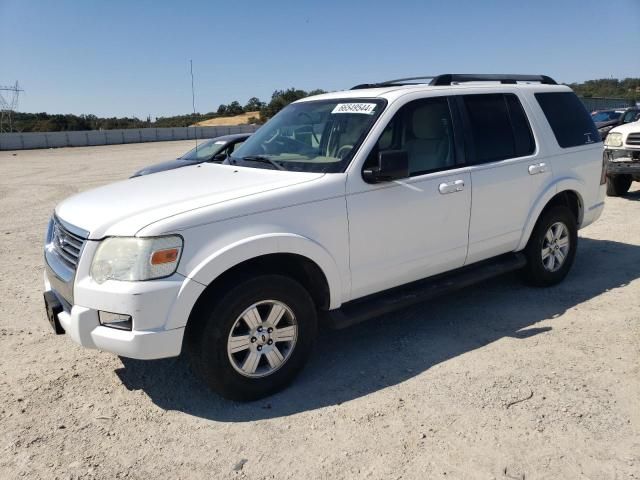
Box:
98 311 132 330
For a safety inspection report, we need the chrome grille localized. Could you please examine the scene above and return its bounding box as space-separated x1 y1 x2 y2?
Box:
626 133 640 146
50 217 86 269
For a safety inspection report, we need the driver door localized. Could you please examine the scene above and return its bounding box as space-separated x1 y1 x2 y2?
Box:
345 96 471 300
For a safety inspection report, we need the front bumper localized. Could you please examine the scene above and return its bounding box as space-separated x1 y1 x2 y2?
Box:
605 149 640 176
44 265 205 360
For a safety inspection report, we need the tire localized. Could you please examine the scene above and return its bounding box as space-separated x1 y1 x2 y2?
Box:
521 205 578 287
606 174 632 197
187 274 317 401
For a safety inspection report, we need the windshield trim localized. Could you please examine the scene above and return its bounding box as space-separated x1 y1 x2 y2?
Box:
228 97 388 173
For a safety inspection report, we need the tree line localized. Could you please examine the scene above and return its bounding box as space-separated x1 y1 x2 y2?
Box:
5 78 638 133
8 88 326 133
568 78 640 100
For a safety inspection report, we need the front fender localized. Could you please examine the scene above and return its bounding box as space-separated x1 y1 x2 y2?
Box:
515 177 586 251
186 233 343 310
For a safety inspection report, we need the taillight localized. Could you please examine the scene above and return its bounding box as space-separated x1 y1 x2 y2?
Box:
600 152 608 185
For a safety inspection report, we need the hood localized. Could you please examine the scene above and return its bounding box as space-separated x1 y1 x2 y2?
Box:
56 163 324 239
609 120 640 136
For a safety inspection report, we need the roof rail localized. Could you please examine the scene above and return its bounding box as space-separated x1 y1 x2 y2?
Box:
350 76 436 90
350 74 557 90
429 74 557 86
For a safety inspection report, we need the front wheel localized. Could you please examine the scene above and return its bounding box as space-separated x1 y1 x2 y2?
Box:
187 275 317 401
521 205 578 287
606 174 632 197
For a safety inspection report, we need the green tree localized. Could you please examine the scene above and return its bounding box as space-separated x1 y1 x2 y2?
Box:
244 96 265 112
226 101 244 115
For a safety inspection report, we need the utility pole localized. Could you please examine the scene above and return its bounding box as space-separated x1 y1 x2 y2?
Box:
0 81 24 133
190 60 198 151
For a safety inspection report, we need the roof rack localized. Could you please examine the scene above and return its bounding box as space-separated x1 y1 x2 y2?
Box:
350 74 557 90
430 74 557 86
351 76 435 90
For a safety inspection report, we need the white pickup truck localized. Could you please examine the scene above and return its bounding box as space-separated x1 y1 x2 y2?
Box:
44 74 606 400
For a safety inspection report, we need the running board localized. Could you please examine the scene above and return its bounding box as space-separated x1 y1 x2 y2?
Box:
323 253 527 329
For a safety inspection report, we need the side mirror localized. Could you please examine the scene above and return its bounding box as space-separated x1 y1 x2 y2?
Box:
362 150 409 183
212 153 227 162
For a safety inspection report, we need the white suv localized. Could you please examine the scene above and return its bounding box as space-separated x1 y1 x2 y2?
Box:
43 74 606 400
603 119 640 196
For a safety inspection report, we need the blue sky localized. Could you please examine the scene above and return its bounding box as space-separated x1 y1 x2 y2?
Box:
1 0 639 118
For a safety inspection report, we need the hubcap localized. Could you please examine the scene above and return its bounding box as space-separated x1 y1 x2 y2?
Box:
541 222 570 272
227 300 298 378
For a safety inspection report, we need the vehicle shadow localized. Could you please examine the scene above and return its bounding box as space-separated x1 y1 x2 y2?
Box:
622 188 640 201
115 237 640 421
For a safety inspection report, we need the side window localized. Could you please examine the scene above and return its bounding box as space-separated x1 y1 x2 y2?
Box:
505 94 536 157
229 141 245 153
462 93 534 164
622 110 638 123
535 92 600 148
371 97 455 176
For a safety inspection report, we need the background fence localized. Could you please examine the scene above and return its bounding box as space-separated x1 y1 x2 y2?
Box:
0 124 259 151
579 97 635 112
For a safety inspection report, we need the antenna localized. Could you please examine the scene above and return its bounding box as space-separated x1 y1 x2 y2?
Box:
0 81 24 133
190 60 198 151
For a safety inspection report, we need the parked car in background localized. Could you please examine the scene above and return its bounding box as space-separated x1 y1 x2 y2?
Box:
604 120 640 196
44 74 605 400
592 108 640 140
130 133 251 177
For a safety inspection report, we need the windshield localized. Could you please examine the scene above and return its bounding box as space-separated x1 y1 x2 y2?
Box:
591 111 622 123
229 99 386 173
180 138 228 160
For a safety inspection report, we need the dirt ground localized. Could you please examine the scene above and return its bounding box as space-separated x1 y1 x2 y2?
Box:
0 141 638 480
194 112 259 126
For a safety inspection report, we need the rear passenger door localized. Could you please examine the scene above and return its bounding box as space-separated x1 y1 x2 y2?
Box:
459 93 550 264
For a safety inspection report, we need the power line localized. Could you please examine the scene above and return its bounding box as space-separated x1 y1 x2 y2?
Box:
0 81 24 133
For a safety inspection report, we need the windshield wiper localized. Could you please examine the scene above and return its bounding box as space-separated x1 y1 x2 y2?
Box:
240 155 286 171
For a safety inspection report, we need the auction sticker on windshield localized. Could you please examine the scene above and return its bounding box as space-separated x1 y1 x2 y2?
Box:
332 103 377 114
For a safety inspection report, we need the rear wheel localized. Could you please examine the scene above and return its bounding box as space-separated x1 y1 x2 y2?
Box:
187 274 317 401
522 206 577 287
606 174 632 196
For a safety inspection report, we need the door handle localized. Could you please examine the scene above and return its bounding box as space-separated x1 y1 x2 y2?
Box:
438 179 465 194
528 162 547 175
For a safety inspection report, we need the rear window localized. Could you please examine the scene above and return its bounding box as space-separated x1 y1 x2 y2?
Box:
535 92 600 148
462 93 535 163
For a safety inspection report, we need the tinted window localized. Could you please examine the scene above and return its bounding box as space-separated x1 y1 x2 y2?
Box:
505 94 536 157
462 94 534 163
370 97 455 176
535 92 600 148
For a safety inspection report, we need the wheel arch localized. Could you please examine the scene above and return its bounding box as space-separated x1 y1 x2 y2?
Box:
517 180 585 251
167 233 343 331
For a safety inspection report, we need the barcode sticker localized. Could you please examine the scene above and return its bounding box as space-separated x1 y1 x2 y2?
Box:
331 103 377 115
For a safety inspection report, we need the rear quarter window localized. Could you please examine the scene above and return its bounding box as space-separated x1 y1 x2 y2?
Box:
535 92 600 148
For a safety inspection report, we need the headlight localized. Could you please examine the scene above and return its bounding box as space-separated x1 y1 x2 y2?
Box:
90 236 183 284
604 132 623 147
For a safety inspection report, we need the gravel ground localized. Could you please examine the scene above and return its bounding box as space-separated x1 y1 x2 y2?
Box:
1 141 639 480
